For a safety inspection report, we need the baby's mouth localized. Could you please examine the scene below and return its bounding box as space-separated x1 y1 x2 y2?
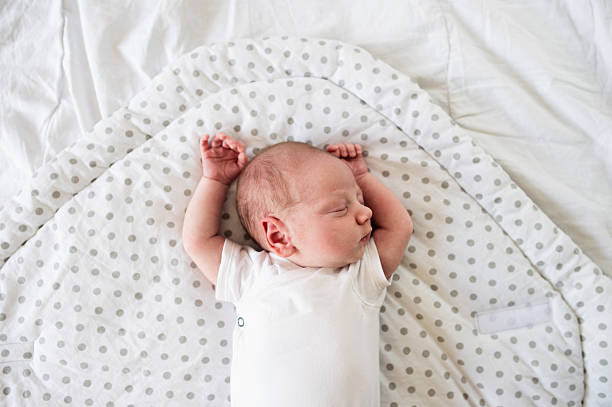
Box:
360 230 371 243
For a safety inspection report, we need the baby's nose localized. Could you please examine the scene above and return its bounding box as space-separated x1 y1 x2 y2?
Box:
356 205 372 224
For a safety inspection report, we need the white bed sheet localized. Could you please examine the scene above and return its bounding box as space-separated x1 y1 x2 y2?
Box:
2 35 607 406
1 0 610 275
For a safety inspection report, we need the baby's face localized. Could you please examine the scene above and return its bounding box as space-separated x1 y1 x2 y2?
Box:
284 155 373 268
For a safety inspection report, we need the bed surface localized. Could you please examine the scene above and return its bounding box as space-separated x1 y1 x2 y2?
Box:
2 0 610 275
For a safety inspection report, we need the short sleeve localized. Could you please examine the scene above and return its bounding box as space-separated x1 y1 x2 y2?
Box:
352 238 392 307
215 239 271 304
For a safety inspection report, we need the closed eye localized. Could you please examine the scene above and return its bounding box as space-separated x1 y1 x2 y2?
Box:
331 207 348 214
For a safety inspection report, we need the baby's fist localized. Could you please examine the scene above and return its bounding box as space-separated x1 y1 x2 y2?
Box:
200 132 248 185
326 142 368 178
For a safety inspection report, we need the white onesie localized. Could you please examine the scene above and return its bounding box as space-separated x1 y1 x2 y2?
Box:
215 237 391 406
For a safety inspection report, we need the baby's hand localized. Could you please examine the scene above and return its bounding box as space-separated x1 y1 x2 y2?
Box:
200 132 248 185
326 143 368 179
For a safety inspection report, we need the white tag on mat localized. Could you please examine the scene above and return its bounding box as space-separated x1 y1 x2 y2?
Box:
475 299 551 335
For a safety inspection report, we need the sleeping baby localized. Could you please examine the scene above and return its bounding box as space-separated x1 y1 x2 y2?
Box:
182 132 413 406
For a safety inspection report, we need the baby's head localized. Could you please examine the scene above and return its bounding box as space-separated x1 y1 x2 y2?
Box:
236 141 372 268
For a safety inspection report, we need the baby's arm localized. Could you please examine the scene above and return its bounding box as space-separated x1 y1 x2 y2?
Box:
357 171 413 279
182 133 247 286
327 143 413 280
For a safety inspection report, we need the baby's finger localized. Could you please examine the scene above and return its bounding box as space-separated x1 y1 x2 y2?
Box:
223 136 242 152
339 144 348 157
201 134 211 151
229 138 242 151
238 151 248 167
235 140 246 153
211 133 224 148
355 144 362 155
346 144 357 158
326 145 338 153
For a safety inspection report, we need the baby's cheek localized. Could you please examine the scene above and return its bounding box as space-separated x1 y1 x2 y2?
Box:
316 234 336 252
311 229 335 251
325 228 352 251
310 221 349 256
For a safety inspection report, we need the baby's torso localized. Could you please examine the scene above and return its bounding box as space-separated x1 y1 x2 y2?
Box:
230 267 383 406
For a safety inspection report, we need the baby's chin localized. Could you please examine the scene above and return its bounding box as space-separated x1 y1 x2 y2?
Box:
324 247 367 269
291 244 367 269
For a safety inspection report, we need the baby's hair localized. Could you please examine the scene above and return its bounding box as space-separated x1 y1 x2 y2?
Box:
235 141 328 248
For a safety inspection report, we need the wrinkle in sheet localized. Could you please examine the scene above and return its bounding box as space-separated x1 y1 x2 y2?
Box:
64 0 102 130
0 0 71 199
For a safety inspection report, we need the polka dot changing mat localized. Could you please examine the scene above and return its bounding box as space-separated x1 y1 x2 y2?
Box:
0 37 610 406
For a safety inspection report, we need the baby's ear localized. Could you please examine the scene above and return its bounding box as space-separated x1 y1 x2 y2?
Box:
261 216 295 257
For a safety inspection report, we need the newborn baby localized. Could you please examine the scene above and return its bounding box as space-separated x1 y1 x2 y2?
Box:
182 132 413 406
